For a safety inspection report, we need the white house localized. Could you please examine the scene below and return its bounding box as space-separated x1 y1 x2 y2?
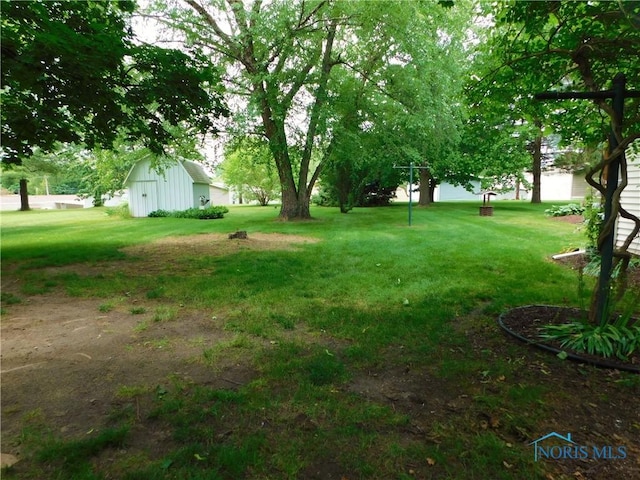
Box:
616 147 640 256
395 171 589 204
209 182 232 205
124 157 212 217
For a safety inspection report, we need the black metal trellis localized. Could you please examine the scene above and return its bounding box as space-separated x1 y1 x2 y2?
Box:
535 73 640 325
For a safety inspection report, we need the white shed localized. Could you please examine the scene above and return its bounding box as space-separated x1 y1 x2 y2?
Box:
616 147 640 256
124 157 211 217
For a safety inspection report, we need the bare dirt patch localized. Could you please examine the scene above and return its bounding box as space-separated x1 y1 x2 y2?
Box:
0 232 318 468
121 232 319 258
549 214 585 225
0 294 254 458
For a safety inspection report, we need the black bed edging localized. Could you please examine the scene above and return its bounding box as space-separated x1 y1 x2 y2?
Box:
498 305 640 374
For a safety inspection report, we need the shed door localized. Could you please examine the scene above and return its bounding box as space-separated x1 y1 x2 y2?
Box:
133 180 158 217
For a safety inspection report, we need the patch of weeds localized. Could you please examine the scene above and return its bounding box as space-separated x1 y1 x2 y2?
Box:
474 392 502 411
615 373 640 388
108 403 137 424
201 334 254 366
133 321 148 333
146 287 165 299
116 385 151 399
1 292 21 305
143 384 269 477
201 347 219 365
306 349 347 386
465 431 537 478
342 342 380 368
152 306 177 322
98 302 114 313
507 384 546 405
129 306 146 315
188 335 206 347
435 355 479 381
103 452 153 479
144 337 170 349
36 426 129 471
270 312 296 330
228 334 254 349
21 281 56 295
261 342 349 386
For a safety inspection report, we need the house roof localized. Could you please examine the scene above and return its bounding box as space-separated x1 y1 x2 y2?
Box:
210 182 229 191
181 160 211 184
123 156 212 186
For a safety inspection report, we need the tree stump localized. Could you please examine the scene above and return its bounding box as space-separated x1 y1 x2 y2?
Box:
228 231 248 239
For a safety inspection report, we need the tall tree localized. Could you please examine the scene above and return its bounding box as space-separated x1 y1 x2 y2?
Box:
153 0 468 219
0 0 226 210
221 138 280 206
467 15 559 204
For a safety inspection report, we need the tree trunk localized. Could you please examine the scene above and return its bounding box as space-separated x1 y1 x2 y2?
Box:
279 187 311 219
19 178 30 211
530 134 542 204
336 162 353 213
418 169 433 206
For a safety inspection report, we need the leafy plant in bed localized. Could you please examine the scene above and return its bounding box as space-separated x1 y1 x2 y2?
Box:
539 309 640 361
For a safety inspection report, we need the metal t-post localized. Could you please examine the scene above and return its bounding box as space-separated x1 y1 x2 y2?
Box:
408 162 413 226
596 73 625 324
394 162 429 226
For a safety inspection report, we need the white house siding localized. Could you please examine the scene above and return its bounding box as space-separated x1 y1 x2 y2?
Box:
538 170 573 201
571 173 590 199
396 172 587 204
437 181 481 201
616 154 640 256
209 185 231 205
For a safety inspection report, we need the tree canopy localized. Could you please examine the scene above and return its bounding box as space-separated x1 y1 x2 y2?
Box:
153 0 470 219
221 138 280 206
1 0 227 167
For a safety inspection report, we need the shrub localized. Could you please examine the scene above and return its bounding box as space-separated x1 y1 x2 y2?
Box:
148 206 229 219
174 206 229 219
544 203 585 217
148 209 171 218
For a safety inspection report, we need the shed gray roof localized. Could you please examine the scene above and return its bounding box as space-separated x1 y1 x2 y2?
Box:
182 160 211 184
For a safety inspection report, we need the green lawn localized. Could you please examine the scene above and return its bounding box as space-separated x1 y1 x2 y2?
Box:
2 202 637 479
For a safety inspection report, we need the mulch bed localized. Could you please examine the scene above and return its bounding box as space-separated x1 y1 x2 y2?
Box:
499 250 640 373
499 305 639 373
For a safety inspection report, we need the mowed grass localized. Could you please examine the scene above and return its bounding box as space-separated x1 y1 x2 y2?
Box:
3 201 627 479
